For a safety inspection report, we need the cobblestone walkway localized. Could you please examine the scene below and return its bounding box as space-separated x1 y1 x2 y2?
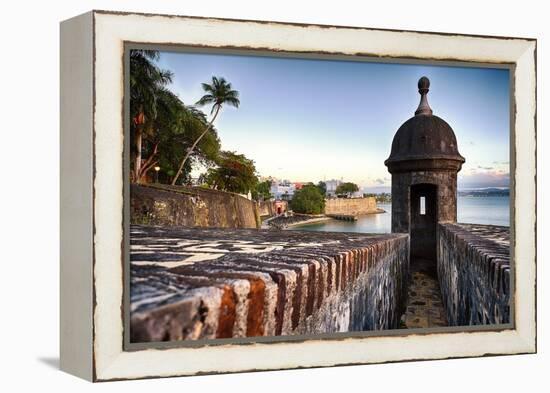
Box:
402 258 448 328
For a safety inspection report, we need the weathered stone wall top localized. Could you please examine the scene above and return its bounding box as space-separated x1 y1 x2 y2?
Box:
130 184 260 229
437 223 510 326
439 223 510 261
130 225 409 342
324 197 378 216
448 223 510 246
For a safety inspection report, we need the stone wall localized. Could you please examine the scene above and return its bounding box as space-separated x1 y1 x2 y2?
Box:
131 184 260 229
437 223 510 325
324 197 378 216
390 171 458 233
130 225 409 342
258 200 288 217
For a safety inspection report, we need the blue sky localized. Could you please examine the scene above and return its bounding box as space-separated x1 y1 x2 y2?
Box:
155 50 510 191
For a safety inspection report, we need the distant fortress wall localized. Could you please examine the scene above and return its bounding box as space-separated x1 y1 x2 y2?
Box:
324 197 378 216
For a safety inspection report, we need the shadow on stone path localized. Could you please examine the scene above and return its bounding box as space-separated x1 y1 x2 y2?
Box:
401 258 448 328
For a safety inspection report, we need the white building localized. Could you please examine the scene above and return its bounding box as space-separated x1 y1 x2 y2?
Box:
270 180 296 200
325 179 342 197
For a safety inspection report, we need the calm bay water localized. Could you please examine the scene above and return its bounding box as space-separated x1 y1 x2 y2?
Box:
295 196 509 233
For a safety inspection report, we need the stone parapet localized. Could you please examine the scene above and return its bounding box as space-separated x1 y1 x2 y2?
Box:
130 225 409 342
437 223 510 326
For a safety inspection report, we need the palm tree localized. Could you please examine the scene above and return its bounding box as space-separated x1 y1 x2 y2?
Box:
171 76 240 185
134 86 182 183
130 50 173 182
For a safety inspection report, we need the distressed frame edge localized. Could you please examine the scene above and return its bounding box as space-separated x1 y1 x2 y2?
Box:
512 40 537 354
90 9 537 42
59 11 95 381
87 11 536 381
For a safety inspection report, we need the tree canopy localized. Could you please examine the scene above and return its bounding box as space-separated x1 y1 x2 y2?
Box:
316 181 327 196
336 182 359 195
290 185 326 214
204 151 258 194
252 180 273 201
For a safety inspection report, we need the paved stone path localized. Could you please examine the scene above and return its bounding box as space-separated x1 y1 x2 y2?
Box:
402 258 448 328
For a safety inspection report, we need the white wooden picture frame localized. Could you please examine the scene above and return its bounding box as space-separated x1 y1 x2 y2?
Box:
60 10 536 381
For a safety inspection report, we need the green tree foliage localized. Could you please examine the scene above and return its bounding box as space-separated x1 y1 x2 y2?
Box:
335 182 359 196
171 76 240 185
364 193 392 203
205 151 258 194
130 50 173 182
252 180 273 201
290 185 326 214
156 105 221 184
316 181 327 196
129 50 221 184
130 50 173 127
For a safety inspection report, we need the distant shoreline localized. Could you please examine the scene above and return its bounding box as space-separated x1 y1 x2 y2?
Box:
458 194 510 197
285 208 387 229
283 216 334 229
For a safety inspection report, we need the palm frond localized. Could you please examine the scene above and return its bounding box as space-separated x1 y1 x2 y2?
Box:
195 76 241 114
196 94 216 107
223 97 240 108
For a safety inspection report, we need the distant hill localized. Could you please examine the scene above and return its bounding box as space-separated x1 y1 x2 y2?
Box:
458 188 509 197
363 187 509 199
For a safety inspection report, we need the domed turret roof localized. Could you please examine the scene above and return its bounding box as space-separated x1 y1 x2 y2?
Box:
385 77 465 172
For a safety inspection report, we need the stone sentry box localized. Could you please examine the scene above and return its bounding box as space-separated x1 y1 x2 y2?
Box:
60 11 536 382
385 77 465 263
385 77 513 327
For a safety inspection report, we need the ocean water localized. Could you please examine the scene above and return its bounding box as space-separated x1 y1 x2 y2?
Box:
457 196 510 226
295 196 509 233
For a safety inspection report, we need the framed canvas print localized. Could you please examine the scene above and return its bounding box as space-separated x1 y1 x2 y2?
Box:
60 10 537 381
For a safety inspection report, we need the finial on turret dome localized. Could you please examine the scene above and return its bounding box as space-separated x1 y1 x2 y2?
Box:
415 76 433 116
